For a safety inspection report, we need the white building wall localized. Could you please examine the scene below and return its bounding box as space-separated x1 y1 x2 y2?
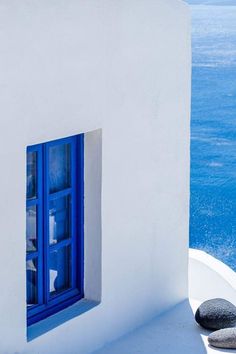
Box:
0 0 191 353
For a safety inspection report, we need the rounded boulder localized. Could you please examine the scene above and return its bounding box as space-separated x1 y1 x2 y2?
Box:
195 298 236 330
208 328 236 349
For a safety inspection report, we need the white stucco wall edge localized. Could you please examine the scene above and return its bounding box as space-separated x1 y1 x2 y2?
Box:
189 248 236 304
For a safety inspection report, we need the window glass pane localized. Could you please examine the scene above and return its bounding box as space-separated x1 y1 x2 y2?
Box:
26 205 37 252
49 144 71 193
26 258 38 306
49 246 71 297
27 151 37 199
49 195 71 245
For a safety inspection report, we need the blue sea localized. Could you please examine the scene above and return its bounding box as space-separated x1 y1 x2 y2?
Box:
190 5 236 271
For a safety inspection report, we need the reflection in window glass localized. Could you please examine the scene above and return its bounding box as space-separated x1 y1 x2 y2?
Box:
49 144 71 194
49 196 71 245
27 152 37 199
26 258 38 306
49 246 71 296
26 205 37 252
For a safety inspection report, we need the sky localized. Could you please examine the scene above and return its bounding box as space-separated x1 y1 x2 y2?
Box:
186 0 236 4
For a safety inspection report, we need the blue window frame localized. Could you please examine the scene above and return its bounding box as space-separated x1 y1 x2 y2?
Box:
26 135 84 326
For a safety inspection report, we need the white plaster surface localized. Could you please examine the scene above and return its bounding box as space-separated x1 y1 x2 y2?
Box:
189 249 236 305
93 251 236 354
0 0 191 353
84 129 102 303
93 300 236 354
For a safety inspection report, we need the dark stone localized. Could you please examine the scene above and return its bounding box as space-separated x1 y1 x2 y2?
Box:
208 328 236 349
195 298 236 330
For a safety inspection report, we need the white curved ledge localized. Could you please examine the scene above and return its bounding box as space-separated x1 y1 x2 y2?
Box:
189 248 236 304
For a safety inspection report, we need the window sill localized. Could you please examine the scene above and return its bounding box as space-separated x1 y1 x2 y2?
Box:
27 298 100 341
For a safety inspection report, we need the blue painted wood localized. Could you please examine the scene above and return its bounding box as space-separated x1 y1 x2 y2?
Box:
70 136 76 290
48 238 71 251
27 300 99 341
48 187 72 201
26 144 43 310
44 141 50 305
26 198 39 207
27 292 86 328
37 144 44 307
27 134 84 326
26 251 39 261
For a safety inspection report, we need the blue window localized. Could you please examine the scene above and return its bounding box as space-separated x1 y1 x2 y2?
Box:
26 135 84 326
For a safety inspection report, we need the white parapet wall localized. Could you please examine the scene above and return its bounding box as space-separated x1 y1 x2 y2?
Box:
0 1 191 353
189 249 236 305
